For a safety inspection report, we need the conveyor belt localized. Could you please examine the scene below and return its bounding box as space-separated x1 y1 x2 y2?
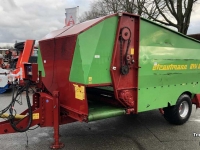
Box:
88 101 125 121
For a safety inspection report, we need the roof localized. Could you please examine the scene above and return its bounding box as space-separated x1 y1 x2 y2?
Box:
40 15 114 41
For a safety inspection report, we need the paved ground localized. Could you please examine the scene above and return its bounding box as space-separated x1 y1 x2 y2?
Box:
0 90 200 150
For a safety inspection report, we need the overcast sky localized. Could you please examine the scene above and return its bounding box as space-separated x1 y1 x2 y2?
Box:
0 0 199 47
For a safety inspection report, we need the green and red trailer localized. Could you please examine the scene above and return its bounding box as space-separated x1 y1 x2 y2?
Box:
0 13 200 149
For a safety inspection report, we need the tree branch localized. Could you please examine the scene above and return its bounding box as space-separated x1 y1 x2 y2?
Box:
168 0 178 19
154 0 177 27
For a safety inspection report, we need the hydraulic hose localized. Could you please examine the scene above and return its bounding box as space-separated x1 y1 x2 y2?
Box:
9 80 33 132
0 82 23 115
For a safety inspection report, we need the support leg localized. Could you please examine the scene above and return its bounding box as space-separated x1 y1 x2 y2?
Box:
50 91 64 149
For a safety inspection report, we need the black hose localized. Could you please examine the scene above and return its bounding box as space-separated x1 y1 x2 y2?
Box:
9 80 33 132
0 82 19 115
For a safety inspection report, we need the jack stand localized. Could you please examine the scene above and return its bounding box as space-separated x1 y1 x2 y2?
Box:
50 91 64 149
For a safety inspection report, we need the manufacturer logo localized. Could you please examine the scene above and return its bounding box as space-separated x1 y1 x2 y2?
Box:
193 133 200 146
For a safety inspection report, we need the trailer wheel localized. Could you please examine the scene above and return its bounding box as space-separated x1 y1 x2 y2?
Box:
163 94 192 125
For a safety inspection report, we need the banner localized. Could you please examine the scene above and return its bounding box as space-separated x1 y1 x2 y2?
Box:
65 6 79 26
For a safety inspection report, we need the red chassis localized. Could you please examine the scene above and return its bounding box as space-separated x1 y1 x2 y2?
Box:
0 91 76 149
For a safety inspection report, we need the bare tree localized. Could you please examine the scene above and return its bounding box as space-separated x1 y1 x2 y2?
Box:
79 0 161 22
141 0 199 34
79 10 101 23
79 0 122 22
79 0 198 34
119 0 137 14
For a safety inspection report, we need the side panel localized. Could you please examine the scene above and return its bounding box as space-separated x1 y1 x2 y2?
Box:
110 14 140 111
54 36 88 115
39 39 55 92
69 16 118 85
138 19 200 112
39 36 89 117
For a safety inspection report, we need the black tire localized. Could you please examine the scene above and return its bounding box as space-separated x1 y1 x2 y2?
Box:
14 42 25 51
163 94 192 125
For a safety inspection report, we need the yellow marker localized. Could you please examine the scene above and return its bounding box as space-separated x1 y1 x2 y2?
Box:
33 113 39 120
0 113 25 119
73 84 85 100
131 48 134 55
88 77 92 84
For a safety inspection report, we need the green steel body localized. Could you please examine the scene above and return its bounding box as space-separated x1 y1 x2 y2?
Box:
39 15 200 115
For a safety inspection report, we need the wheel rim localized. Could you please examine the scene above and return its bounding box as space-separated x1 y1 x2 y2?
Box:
179 101 189 118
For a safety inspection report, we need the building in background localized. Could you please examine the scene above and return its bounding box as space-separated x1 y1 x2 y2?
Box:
0 49 9 55
188 33 200 41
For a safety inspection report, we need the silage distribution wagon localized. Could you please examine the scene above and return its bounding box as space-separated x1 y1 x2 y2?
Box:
0 13 200 149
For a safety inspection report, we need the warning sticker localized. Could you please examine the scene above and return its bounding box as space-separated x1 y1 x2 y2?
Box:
32 113 39 120
73 84 85 100
131 48 134 55
94 55 100 58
